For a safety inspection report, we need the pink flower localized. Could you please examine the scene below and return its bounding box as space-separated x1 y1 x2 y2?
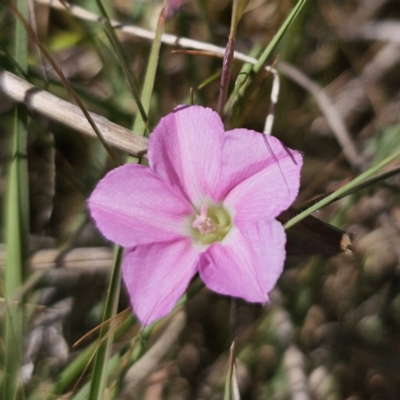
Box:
88 106 302 326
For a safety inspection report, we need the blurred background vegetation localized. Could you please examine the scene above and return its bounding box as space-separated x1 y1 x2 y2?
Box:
1 0 400 399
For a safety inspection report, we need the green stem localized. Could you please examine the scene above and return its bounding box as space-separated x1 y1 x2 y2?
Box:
87 247 123 400
284 147 400 229
2 0 29 398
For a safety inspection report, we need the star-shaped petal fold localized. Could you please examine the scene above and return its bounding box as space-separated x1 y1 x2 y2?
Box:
88 105 303 326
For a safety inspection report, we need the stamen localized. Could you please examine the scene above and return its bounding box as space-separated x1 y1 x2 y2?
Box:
192 204 215 235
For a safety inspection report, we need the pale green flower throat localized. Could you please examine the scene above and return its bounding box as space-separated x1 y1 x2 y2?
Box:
191 204 231 245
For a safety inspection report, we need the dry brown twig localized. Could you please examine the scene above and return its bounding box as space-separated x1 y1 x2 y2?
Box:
0 244 112 271
0 70 148 156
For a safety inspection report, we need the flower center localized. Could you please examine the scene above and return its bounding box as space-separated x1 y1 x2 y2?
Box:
191 204 231 245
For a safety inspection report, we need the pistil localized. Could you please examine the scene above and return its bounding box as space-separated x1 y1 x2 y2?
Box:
192 204 215 234
191 203 232 245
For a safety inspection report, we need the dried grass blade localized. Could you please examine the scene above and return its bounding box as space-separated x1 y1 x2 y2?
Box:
0 70 148 156
224 342 241 400
217 0 244 115
47 314 134 398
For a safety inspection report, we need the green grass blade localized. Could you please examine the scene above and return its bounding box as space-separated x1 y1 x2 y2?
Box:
231 0 307 104
87 4 165 398
224 342 240 400
132 3 165 135
71 351 124 400
251 0 306 75
2 0 29 398
72 320 158 400
94 0 150 133
223 44 262 115
198 69 222 90
88 247 123 400
298 165 400 212
47 313 134 398
284 147 400 230
224 365 233 400
0 271 46 319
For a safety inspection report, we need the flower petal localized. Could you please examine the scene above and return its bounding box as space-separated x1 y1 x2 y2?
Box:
88 164 192 247
220 129 302 220
199 219 286 302
122 239 200 325
148 105 223 205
